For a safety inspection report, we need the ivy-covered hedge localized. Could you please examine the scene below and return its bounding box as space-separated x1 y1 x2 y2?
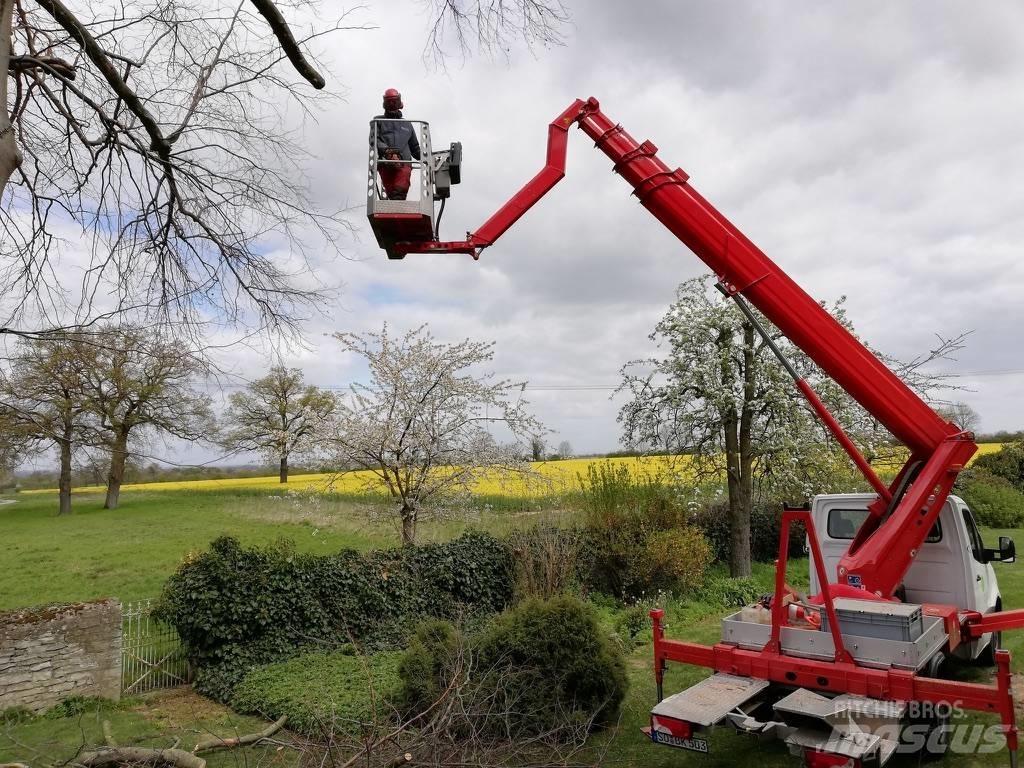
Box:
156 531 514 702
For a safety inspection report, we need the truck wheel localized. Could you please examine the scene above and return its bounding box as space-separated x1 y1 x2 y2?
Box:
910 654 951 762
978 599 1003 667
978 631 1002 667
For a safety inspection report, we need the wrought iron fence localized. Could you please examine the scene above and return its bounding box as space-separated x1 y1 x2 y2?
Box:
121 598 191 694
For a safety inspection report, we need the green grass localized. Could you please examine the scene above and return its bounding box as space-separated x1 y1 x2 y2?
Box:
232 650 404 736
0 488 573 610
0 691 296 766
2 485 1023 766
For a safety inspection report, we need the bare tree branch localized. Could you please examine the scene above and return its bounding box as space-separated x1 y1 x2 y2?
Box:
247 0 325 89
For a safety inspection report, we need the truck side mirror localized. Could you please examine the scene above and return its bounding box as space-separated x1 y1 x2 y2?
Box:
999 536 1016 564
985 536 1016 564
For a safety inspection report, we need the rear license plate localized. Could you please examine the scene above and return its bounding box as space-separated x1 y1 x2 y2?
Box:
652 731 709 753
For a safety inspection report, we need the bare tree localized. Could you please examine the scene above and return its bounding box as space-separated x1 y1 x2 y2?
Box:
0 0 354 339
328 324 544 544
78 325 214 509
0 334 92 513
220 365 335 483
421 0 571 66
0 0 574 340
938 400 981 434
556 439 572 459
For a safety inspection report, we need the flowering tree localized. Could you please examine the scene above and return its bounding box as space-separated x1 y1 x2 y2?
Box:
618 276 964 577
328 325 544 544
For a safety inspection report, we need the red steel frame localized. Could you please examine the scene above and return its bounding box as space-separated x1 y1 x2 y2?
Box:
647 508 1019 759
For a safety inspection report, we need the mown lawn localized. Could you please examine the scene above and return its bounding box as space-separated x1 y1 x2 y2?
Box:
0 487 571 610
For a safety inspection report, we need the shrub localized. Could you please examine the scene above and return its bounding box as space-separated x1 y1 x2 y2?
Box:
634 527 713 594
956 468 1024 528
474 596 628 732
397 619 464 713
575 462 711 598
691 499 806 564
974 443 1024 492
232 649 402 736
509 524 581 600
156 531 514 702
614 603 651 647
398 598 627 736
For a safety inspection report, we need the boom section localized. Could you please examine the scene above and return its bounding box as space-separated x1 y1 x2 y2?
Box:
573 102 957 457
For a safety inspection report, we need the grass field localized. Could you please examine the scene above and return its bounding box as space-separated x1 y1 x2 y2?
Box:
0 488 577 610
3 546 1020 766
0 449 1019 766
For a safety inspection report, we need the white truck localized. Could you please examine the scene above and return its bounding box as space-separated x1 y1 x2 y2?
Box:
809 493 1014 665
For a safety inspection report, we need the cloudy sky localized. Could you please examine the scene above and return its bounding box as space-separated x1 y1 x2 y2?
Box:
185 1 1024 460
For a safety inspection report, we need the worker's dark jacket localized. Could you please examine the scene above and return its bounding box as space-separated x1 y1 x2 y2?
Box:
371 112 421 161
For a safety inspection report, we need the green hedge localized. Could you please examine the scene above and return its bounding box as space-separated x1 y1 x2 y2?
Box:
956 468 1024 528
974 443 1024 492
156 531 514 702
232 650 403 736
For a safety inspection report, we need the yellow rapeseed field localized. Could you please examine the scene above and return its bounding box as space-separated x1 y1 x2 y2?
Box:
24 443 1005 498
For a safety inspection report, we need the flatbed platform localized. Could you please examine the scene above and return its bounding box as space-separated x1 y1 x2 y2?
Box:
652 674 769 727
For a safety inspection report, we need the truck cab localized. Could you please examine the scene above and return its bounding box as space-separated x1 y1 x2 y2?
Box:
809 493 1010 661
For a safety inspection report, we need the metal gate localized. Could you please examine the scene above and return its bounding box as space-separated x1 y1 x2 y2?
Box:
121 598 191 694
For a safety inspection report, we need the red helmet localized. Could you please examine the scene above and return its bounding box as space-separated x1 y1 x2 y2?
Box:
382 88 403 110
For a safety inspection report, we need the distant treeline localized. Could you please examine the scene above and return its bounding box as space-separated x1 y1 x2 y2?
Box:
977 431 1024 444
15 462 326 490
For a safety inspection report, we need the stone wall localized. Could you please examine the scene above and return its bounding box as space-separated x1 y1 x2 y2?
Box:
0 599 121 713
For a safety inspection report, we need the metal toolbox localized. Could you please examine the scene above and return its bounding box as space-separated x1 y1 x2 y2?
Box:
720 609 945 671
819 598 924 642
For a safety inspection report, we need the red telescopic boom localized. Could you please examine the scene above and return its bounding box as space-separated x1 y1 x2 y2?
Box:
391 97 977 598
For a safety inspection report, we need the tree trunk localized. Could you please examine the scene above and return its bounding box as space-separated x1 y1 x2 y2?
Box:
58 434 72 516
0 0 21 193
400 503 416 545
718 328 751 578
734 322 756 577
104 431 129 509
279 454 288 483
724 424 750 577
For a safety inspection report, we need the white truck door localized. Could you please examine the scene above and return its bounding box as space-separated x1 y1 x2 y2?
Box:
955 501 999 658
